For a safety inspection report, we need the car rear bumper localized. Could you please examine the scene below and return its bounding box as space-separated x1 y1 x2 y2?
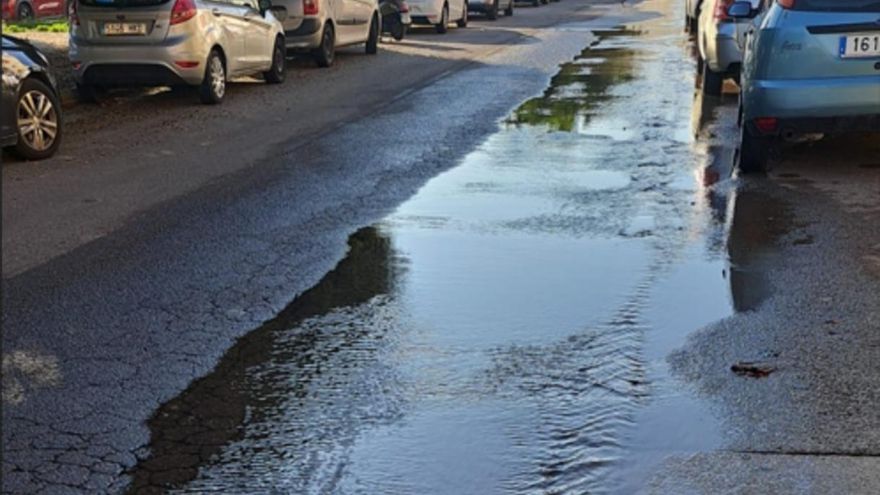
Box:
285 18 323 49
746 76 880 122
468 0 497 12
702 22 742 74
70 36 208 86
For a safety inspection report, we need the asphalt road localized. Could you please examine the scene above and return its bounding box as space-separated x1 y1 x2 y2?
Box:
3 0 880 493
2 1 617 492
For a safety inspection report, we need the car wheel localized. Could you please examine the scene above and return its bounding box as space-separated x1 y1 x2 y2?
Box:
74 82 102 104
13 78 62 160
366 15 379 54
701 61 723 96
736 125 770 174
504 0 513 16
314 24 336 67
16 2 34 21
199 49 226 104
264 37 286 84
390 19 406 40
486 0 498 19
435 3 448 33
457 2 468 26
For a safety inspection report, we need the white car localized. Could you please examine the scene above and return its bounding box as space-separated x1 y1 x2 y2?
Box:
275 0 381 67
407 0 466 33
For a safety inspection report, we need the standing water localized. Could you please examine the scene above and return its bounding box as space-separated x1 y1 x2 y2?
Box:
130 1 750 493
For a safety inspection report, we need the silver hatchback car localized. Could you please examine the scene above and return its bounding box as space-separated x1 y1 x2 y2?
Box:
696 0 763 95
70 0 289 104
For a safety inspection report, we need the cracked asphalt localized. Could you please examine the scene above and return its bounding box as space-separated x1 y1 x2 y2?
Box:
3 0 879 493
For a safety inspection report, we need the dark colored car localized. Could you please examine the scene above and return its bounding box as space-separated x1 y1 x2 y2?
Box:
1 35 63 160
1 0 67 21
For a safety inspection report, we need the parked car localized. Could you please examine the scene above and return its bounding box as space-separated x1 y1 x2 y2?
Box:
696 0 762 95
733 0 880 173
69 0 289 104
407 0 466 33
684 0 704 33
468 0 511 20
1 35 63 160
2 0 66 21
274 0 381 67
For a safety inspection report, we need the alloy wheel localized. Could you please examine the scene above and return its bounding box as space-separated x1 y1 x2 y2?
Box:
17 90 58 152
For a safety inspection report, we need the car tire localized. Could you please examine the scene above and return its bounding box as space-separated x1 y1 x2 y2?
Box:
264 37 286 84
390 19 406 40
366 15 379 54
74 82 101 104
486 0 498 19
457 2 468 26
701 62 723 96
199 49 226 104
12 78 62 161
504 0 513 15
736 125 770 174
16 2 34 21
314 24 336 67
435 3 448 33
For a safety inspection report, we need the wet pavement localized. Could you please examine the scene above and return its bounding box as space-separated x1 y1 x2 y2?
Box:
129 6 756 492
5 0 880 493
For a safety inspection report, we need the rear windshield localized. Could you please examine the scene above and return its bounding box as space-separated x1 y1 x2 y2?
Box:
785 0 880 12
79 0 170 7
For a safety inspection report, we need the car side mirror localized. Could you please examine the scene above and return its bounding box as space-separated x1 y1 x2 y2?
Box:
727 1 754 18
268 4 287 20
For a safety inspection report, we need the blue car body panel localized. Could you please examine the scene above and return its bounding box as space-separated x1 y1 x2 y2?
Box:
741 2 880 129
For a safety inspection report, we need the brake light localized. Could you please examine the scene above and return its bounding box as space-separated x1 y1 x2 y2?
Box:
754 117 778 134
399 1 409 12
713 0 734 21
303 0 318 15
69 0 79 26
170 0 197 25
777 0 795 8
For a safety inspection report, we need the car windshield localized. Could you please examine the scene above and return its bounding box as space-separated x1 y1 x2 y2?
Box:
79 0 170 7
786 0 880 11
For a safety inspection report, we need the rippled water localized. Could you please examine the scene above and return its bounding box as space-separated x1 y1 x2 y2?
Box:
128 1 759 493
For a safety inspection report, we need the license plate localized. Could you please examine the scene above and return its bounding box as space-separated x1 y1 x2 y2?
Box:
839 34 880 58
103 22 148 36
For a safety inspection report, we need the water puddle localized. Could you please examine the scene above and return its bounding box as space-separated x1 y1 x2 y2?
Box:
128 2 779 493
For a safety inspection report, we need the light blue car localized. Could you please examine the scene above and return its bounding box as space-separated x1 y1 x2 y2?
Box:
731 0 880 172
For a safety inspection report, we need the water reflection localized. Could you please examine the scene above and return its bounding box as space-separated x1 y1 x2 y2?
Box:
128 227 396 492
508 29 640 133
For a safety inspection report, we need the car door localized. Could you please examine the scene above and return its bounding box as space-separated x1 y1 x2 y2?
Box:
206 0 249 75
0 40 24 144
351 0 374 41
238 0 275 70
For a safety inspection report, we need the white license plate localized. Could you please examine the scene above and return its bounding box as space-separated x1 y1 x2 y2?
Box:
103 22 148 36
839 34 880 58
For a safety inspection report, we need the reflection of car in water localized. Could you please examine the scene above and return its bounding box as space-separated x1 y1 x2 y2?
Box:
733 0 880 173
1 35 64 160
725 189 785 312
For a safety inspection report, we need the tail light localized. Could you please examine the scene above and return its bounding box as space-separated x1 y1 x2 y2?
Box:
69 0 79 26
713 0 734 21
399 1 409 13
754 117 778 134
303 0 318 15
170 0 197 25
777 0 795 8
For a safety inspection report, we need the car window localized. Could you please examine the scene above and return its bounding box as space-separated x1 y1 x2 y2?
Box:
782 0 880 12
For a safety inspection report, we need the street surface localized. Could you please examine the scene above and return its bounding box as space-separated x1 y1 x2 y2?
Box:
3 0 880 493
